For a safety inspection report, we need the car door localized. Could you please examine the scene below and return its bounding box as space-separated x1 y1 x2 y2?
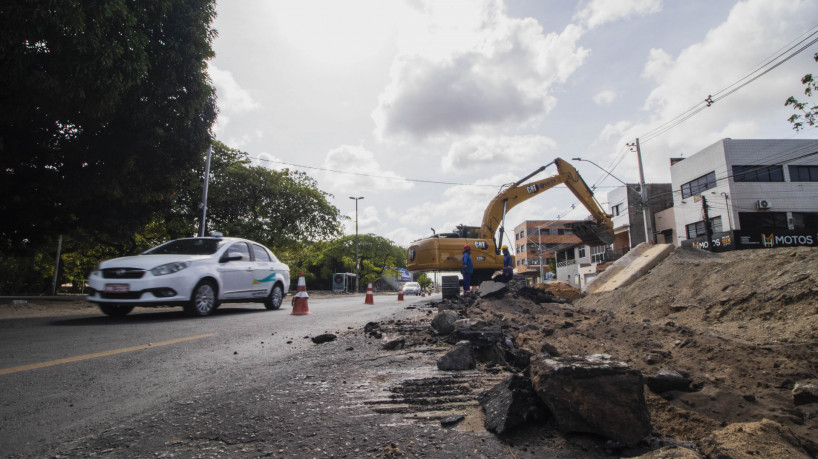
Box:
249 243 277 299
218 242 254 298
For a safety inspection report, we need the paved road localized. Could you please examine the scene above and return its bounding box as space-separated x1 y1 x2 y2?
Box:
0 294 440 456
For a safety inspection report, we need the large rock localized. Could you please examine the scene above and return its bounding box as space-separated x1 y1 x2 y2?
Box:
792 382 818 406
480 373 549 435
478 280 508 298
646 369 693 394
437 342 476 371
530 354 652 446
431 310 458 335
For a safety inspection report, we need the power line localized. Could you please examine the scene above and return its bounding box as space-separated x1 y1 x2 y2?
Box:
248 155 500 188
638 25 818 145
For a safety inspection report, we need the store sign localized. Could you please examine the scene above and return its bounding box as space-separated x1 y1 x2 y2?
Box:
735 229 817 249
683 229 818 251
682 231 734 252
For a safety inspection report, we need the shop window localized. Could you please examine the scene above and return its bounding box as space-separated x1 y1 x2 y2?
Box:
733 165 784 182
789 165 818 182
792 212 818 229
738 212 788 231
681 171 717 199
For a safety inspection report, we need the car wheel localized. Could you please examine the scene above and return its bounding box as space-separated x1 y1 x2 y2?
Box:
185 280 218 317
264 284 284 310
99 304 134 317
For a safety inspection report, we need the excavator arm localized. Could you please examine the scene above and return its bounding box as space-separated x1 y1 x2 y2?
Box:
406 157 614 279
479 158 614 250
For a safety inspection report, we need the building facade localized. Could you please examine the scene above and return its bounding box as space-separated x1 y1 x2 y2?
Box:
511 220 582 284
606 183 673 252
670 138 818 250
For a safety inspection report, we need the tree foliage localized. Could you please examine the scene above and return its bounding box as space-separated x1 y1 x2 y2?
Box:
0 0 218 253
293 234 406 290
785 52 818 131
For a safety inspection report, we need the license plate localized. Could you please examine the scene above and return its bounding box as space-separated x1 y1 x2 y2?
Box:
104 283 130 293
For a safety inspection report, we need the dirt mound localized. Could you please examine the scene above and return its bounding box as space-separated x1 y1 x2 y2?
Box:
433 246 818 456
536 281 582 301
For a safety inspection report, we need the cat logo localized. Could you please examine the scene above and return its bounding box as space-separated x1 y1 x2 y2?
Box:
473 241 487 249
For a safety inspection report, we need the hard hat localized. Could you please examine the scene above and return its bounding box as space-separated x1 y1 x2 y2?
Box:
463 244 471 250
501 245 508 250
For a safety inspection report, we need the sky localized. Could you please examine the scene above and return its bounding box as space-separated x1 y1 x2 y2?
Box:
208 0 818 248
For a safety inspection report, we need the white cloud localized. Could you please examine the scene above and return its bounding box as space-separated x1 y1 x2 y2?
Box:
209 63 260 114
441 135 557 173
372 0 589 140
319 145 414 196
593 90 617 105
253 151 287 171
574 0 662 30
208 63 261 139
604 0 818 182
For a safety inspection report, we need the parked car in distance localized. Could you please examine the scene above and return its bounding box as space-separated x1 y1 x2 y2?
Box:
401 281 421 296
87 236 290 317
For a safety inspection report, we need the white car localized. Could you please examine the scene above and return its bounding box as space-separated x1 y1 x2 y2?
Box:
87 236 290 317
401 282 421 296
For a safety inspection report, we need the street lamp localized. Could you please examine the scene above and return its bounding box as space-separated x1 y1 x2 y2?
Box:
349 196 364 293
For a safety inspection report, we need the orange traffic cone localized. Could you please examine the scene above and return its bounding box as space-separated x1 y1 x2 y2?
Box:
397 291 404 301
364 283 374 305
291 273 310 315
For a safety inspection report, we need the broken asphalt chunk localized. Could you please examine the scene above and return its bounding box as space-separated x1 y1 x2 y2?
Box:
437 342 476 371
530 354 652 447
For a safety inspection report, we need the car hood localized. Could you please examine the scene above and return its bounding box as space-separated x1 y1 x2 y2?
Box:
98 254 211 270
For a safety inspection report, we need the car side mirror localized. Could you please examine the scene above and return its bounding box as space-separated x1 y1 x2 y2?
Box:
221 252 244 263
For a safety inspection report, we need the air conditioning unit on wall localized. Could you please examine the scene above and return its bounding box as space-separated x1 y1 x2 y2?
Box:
756 199 770 209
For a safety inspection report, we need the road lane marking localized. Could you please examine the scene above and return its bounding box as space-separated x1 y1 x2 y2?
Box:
0 333 214 376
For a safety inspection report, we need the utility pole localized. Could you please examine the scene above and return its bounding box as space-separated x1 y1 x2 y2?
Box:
51 234 62 296
198 144 213 237
349 196 364 293
538 224 544 283
702 195 714 252
628 138 654 244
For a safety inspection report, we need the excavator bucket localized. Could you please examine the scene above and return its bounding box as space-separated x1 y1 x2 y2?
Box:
570 221 615 245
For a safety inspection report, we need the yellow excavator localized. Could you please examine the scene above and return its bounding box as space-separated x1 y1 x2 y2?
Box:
406 157 614 282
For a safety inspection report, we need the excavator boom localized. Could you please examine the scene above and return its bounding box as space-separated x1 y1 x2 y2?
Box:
407 157 614 279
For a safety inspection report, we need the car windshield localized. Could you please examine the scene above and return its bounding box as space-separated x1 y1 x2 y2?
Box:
144 238 226 255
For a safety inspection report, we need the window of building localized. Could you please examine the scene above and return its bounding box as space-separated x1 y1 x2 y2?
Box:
611 204 622 216
685 216 722 239
577 246 586 258
590 245 607 263
791 212 818 229
732 165 784 182
789 165 818 182
681 171 717 199
738 212 788 231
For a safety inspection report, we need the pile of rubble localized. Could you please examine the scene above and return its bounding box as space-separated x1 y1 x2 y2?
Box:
364 246 818 457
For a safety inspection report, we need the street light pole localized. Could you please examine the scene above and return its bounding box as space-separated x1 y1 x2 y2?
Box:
349 196 364 293
198 144 213 237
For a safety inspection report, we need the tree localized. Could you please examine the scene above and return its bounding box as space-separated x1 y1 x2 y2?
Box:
785 52 818 131
294 235 406 290
0 1 217 253
201 142 343 252
417 273 432 290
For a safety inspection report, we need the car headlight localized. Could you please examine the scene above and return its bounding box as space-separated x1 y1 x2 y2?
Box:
150 261 191 276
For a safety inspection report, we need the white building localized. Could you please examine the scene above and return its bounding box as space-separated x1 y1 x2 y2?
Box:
670 138 818 250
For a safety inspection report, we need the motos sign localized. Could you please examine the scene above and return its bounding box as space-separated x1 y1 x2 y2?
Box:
734 229 818 249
